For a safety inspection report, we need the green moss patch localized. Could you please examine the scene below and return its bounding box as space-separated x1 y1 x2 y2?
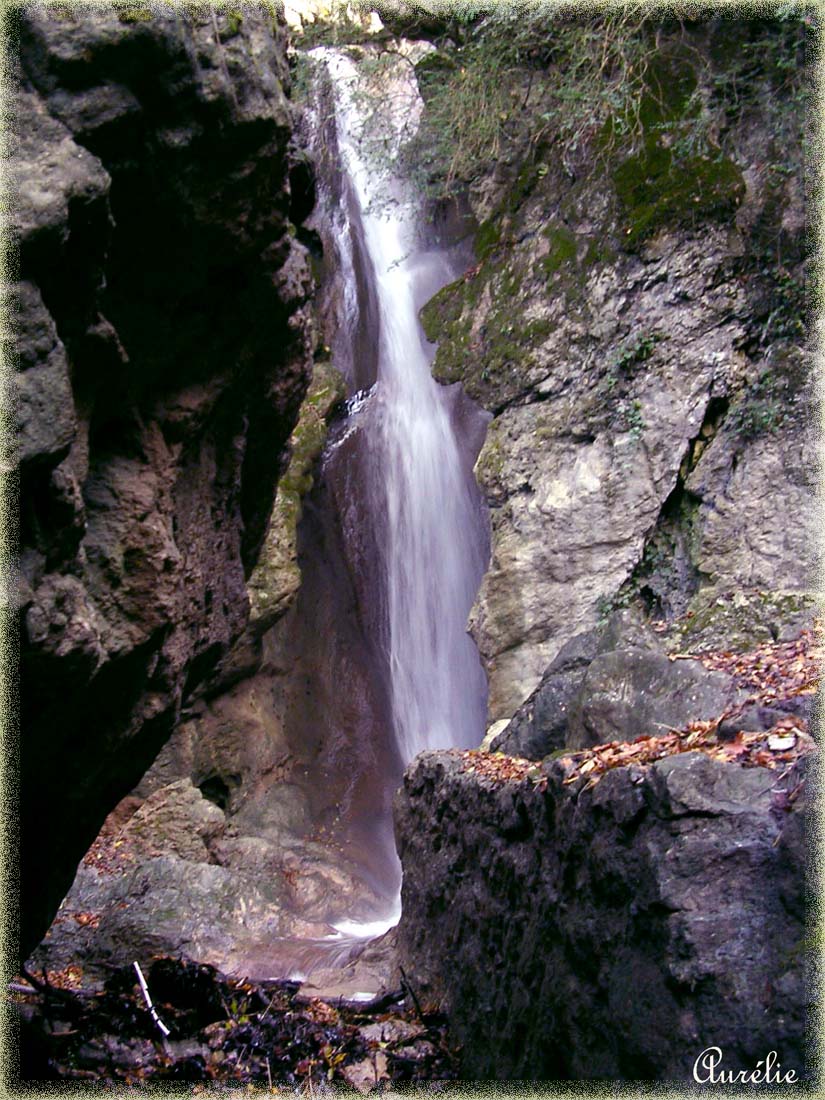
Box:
247 362 345 626
613 143 745 248
280 363 346 496
541 225 577 278
666 589 817 653
601 49 747 249
474 218 503 262
419 275 469 344
421 254 551 408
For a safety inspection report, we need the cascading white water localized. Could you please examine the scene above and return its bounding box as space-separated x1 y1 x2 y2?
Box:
317 47 488 766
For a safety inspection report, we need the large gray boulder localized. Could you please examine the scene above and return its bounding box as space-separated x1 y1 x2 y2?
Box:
491 628 601 758
565 647 745 749
492 600 815 760
395 748 814 1082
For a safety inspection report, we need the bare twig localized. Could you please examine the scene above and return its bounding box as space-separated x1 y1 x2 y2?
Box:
7 981 39 996
133 961 171 1040
398 965 426 1025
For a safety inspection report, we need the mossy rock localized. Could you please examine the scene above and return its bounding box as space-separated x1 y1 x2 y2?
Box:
475 425 508 488
617 491 702 620
664 588 817 653
247 361 345 629
279 363 346 497
603 48 745 248
505 161 544 217
614 142 745 248
582 238 616 268
422 248 561 409
419 275 468 343
638 53 698 130
474 218 503 262
541 225 577 278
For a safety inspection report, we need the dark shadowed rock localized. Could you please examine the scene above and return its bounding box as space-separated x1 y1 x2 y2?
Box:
10 281 76 465
395 749 813 1082
717 700 811 742
491 628 600 757
492 609 662 758
13 4 313 957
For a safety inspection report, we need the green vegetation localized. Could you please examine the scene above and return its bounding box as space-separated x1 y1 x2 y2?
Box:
541 226 577 278
224 8 243 38
595 589 633 626
397 5 658 197
614 332 661 374
338 4 810 211
117 5 153 23
624 399 645 444
474 218 502 262
729 350 809 441
419 250 561 406
290 4 811 258
299 15 370 47
279 363 347 498
605 330 664 395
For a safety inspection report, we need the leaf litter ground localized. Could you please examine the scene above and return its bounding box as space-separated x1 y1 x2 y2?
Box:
458 628 819 793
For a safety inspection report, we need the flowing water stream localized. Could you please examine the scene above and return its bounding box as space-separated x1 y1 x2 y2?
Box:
284 46 490 943
317 48 489 766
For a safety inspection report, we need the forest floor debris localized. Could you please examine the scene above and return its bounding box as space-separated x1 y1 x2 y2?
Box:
9 956 458 1088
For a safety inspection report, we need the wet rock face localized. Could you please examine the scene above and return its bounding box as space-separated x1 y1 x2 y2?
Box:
11 5 313 957
395 750 812 1081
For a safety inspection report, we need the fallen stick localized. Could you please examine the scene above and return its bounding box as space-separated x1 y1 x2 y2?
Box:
398 965 425 1025
133 962 171 1039
7 982 40 996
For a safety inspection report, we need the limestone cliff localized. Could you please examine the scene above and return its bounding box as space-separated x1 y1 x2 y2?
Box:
418 18 815 722
394 12 817 1085
10 4 314 956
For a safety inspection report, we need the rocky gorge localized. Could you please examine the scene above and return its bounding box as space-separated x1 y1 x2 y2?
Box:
6 2 820 1089
10 2 315 962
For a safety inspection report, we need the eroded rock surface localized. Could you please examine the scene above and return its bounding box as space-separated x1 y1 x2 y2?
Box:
419 32 814 721
28 775 388 987
12 4 314 955
395 749 813 1081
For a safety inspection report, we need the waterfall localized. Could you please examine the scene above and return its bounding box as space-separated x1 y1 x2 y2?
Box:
314 47 489 768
